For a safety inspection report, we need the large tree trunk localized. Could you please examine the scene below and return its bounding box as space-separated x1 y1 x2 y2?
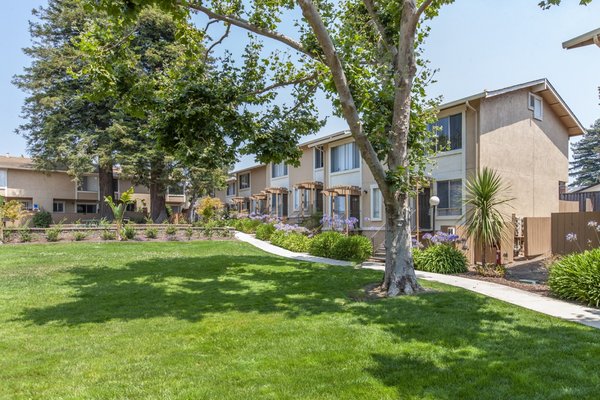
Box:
382 194 422 295
149 161 168 223
98 162 114 220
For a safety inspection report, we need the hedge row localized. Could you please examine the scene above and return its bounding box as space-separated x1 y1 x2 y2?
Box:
549 248 600 307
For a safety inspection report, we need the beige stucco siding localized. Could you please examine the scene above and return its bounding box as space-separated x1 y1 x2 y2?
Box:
251 166 267 194
479 89 570 217
6 169 76 211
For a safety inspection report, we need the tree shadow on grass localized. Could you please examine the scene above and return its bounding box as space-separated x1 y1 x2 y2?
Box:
19 254 376 325
17 251 600 398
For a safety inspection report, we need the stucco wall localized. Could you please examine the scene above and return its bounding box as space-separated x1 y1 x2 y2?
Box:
5 169 76 211
479 88 570 218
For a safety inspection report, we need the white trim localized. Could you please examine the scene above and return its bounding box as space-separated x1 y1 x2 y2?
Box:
528 92 543 121
370 184 382 222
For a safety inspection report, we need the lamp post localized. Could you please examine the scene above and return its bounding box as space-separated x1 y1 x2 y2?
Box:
429 195 440 233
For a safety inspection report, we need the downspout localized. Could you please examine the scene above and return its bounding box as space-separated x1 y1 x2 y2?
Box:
465 100 480 173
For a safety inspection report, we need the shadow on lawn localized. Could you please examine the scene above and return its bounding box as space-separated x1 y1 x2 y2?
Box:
18 252 600 398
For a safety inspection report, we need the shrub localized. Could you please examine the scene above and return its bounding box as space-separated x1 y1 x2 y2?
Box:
549 248 600 307
185 226 194 240
255 223 276 241
46 227 61 242
122 224 136 240
72 231 87 241
196 197 224 222
101 230 116 241
166 225 177 239
331 235 373 262
145 227 158 239
308 231 345 259
416 244 468 274
236 218 262 234
20 228 32 243
33 211 53 228
270 230 312 253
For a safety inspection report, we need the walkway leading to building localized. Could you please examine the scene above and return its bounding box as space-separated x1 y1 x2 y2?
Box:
235 232 600 330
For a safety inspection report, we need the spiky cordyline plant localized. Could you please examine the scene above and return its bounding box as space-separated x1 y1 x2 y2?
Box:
463 168 514 267
104 187 135 241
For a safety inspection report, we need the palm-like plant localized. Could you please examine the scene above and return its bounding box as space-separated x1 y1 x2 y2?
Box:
463 168 514 267
104 187 135 241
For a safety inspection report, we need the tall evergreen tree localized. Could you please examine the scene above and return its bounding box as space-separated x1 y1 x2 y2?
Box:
570 119 600 188
14 0 120 219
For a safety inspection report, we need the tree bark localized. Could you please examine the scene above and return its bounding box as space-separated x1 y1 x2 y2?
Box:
98 162 114 220
150 161 168 223
382 194 421 295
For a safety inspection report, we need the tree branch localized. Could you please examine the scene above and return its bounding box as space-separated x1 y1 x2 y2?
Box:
415 0 435 20
205 23 231 58
247 72 318 96
362 0 397 58
187 2 315 59
296 0 390 199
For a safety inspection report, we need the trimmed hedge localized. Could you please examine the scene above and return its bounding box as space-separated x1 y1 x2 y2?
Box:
415 244 468 274
255 223 276 241
309 231 373 262
549 248 600 307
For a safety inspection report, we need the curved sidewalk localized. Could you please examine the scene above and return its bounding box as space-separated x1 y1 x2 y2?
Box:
235 232 600 330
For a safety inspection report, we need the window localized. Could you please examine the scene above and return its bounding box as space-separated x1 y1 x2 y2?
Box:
125 203 136 212
371 187 382 220
112 179 119 194
0 169 6 188
558 181 567 195
226 182 236 196
334 195 346 217
271 162 288 178
239 173 250 189
168 182 185 195
53 201 65 213
293 188 310 210
428 113 462 151
76 203 98 214
170 205 182 214
78 176 99 192
314 146 324 169
330 142 360 173
528 93 543 121
20 200 32 211
436 179 462 216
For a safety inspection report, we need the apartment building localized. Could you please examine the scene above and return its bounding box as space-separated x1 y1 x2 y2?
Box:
0 156 188 222
217 165 267 214
218 79 584 249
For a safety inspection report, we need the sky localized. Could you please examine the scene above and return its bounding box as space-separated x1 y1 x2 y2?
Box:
1 1 599 168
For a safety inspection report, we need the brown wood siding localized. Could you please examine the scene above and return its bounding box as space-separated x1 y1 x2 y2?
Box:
551 212 600 255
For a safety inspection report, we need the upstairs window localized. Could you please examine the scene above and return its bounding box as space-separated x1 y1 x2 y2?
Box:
529 93 543 121
168 182 184 195
0 169 6 188
239 173 250 189
437 179 462 216
330 142 360 173
78 175 99 192
226 182 236 196
428 113 462 151
272 162 288 178
314 146 324 169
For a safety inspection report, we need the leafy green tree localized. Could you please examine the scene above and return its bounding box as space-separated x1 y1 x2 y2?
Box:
463 168 513 268
14 0 120 219
570 119 600 188
0 197 26 243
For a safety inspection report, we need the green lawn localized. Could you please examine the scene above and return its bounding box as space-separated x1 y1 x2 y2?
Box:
1 241 599 399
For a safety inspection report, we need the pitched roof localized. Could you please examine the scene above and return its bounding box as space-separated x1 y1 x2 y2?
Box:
562 27 600 50
439 78 585 136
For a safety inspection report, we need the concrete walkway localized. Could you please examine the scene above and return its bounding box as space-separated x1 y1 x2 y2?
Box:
235 232 600 330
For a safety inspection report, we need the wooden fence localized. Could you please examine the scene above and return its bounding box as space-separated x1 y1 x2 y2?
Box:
559 192 600 212
551 211 600 255
523 217 551 258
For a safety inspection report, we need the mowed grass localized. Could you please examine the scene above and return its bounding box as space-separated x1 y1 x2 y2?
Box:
1 241 599 399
